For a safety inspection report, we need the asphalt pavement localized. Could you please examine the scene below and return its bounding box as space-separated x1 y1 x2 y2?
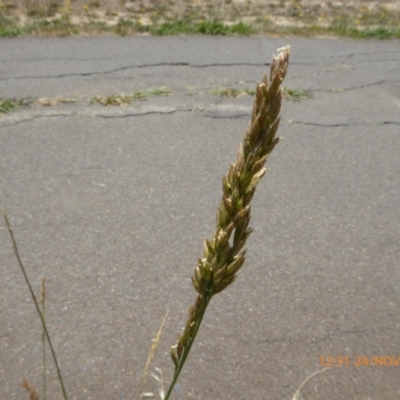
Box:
0 36 399 400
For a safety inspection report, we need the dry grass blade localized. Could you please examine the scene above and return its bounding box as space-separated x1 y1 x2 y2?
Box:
151 368 165 400
22 378 39 400
134 310 169 400
41 277 47 400
164 46 291 400
292 368 330 400
3 212 68 400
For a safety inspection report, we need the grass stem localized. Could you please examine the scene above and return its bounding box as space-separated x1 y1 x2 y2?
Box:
164 292 212 400
41 277 47 400
3 212 68 400
165 45 291 398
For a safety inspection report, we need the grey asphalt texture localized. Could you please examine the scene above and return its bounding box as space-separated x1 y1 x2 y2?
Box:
0 36 399 400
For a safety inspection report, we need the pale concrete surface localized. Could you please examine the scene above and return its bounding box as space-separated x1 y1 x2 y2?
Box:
0 36 399 400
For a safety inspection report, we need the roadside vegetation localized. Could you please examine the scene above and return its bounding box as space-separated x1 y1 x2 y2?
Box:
0 0 399 38
0 97 32 113
211 86 312 101
0 85 311 116
91 86 173 106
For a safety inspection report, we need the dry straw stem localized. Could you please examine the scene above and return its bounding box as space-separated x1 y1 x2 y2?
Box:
3 212 68 400
292 368 330 400
41 277 47 400
165 46 291 400
135 310 169 400
22 378 39 400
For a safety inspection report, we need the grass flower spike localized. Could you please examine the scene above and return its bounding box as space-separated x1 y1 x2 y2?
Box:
165 46 290 399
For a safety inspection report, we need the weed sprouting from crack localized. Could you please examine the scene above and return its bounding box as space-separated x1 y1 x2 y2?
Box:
91 86 173 106
282 87 312 101
0 97 33 113
212 86 311 102
211 87 256 97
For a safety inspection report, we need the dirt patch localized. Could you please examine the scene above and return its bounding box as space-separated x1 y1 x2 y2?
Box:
1 0 399 33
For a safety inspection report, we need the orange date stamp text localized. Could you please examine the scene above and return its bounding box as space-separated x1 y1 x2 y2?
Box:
319 356 400 367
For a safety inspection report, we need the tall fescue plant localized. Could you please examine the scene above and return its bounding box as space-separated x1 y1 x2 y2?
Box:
165 45 290 399
4 45 290 400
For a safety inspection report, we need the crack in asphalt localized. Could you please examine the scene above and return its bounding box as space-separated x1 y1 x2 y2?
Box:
291 120 400 127
98 109 177 118
205 112 250 119
1 47 398 64
0 114 65 128
0 62 273 81
2 51 399 82
1 106 399 130
0 108 184 128
314 79 400 93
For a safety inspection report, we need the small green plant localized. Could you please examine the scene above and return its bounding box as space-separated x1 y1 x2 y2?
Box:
212 87 241 97
114 18 143 36
91 93 134 106
87 0 100 9
212 86 310 102
30 16 79 36
91 87 172 106
197 20 253 35
333 24 400 39
0 16 27 37
150 19 253 36
0 97 32 113
191 105 206 112
132 86 172 98
282 87 312 101
243 88 256 96
211 87 256 97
